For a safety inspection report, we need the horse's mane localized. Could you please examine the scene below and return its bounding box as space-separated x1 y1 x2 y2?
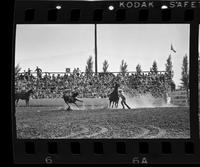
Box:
16 89 32 94
72 92 78 97
28 89 33 92
63 92 78 98
113 83 119 93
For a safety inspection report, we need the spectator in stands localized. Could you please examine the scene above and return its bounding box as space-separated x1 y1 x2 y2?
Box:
35 66 42 79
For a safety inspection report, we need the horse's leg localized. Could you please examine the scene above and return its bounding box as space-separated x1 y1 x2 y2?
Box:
115 101 118 108
66 103 71 111
74 102 79 108
109 100 111 108
112 101 114 108
27 99 30 107
68 104 71 111
66 103 69 110
115 102 118 108
17 99 19 106
64 101 68 110
26 100 28 107
15 99 18 106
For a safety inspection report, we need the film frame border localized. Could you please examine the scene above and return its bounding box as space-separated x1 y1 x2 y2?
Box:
12 0 200 164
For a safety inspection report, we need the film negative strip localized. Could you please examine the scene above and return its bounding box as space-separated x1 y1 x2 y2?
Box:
12 0 200 164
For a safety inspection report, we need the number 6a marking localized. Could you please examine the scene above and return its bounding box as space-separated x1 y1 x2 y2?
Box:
132 157 140 164
45 156 53 164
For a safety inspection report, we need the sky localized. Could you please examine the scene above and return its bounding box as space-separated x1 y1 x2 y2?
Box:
15 24 189 86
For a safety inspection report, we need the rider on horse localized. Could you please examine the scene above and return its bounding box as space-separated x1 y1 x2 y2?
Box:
108 81 120 108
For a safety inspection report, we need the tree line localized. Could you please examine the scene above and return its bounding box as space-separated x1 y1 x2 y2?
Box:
85 54 189 91
15 54 189 92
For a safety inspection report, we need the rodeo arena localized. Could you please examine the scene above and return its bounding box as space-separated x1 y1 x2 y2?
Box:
15 64 190 139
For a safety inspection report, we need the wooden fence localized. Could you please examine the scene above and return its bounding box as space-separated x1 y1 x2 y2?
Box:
170 90 189 106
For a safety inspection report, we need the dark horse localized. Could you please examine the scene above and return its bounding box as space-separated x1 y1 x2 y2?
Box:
15 89 34 106
108 82 120 108
63 92 83 111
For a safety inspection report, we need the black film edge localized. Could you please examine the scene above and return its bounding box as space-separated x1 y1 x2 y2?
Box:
12 0 200 164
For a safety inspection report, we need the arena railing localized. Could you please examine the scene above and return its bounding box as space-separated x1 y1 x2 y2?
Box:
17 71 167 77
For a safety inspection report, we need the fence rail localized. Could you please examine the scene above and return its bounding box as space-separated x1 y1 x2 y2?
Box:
17 71 167 77
171 90 189 106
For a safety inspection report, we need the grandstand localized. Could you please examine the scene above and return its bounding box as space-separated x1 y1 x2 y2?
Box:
15 68 174 102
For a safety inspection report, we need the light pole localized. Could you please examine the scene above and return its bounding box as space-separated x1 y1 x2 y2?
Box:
95 24 98 74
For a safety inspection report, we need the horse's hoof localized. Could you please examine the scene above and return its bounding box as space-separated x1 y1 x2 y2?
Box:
67 108 71 111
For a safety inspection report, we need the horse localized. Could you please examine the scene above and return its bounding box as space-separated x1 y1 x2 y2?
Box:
15 89 34 106
108 82 120 108
63 92 83 111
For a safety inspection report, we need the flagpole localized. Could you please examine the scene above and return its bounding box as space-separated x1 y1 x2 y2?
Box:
95 24 98 75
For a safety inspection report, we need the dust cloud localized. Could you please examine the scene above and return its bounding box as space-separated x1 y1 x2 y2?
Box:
124 93 177 109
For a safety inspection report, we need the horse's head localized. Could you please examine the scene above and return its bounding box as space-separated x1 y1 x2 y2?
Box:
28 89 34 94
72 92 79 98
114 82 120 88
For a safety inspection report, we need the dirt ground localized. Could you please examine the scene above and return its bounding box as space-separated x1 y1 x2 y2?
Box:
15 98 190 139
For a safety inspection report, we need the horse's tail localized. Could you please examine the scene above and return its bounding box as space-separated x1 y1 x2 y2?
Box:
63 94 67 101
108 93 112 100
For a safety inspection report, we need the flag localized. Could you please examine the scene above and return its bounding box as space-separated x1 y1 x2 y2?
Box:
171 44 176 53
